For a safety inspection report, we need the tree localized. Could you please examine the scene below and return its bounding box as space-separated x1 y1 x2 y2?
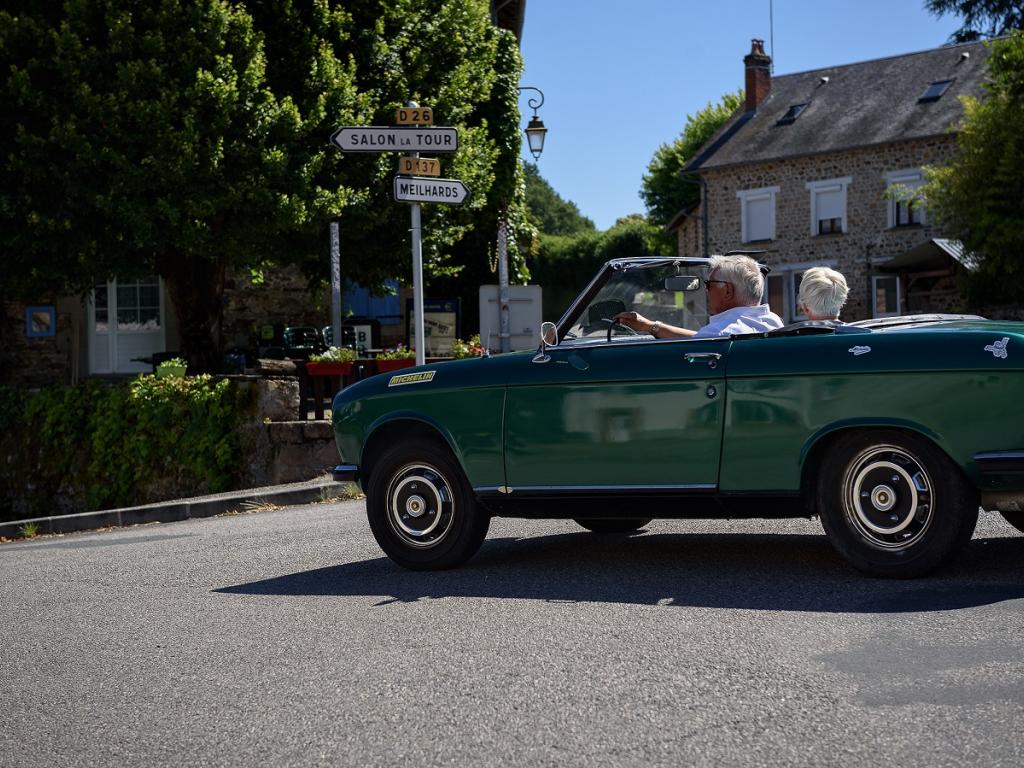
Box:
925 0 1024 42
921 32 1024 303
640 90 743 229
523 162 595 235
1 0 523 369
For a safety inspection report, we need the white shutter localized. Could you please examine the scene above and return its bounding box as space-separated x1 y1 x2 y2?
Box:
747 196 772 241
815 186 844 220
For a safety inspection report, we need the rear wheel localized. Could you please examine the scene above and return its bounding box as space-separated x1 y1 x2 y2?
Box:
999 511 1024 534
574 518 652 534
818 430 977 578
366 439 489 570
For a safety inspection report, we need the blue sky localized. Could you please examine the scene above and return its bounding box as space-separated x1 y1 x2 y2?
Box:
518 1 964 230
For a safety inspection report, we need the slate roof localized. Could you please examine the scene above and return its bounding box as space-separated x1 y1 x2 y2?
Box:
686 40 992 172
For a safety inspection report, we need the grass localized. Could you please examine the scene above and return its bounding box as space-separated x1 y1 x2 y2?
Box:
17 522 39 539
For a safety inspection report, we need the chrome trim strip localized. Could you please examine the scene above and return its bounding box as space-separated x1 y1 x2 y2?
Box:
974 451 1024 461
475 483 717 493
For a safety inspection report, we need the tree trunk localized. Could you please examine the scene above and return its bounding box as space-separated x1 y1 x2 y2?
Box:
160 256 226 374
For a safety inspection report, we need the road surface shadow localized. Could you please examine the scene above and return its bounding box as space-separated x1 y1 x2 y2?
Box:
216 531 1024 613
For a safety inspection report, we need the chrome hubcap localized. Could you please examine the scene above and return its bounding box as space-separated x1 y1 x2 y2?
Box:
386 463 455 549
843 445 933 550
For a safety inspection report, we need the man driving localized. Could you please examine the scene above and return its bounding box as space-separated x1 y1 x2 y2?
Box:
613 254 783 338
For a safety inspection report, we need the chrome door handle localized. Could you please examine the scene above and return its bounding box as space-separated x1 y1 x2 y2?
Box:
684 352 721 369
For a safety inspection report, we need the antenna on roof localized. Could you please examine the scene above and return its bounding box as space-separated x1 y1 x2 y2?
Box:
769 0 775 73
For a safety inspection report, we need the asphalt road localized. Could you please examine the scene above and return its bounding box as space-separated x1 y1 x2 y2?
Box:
2 502 1022 767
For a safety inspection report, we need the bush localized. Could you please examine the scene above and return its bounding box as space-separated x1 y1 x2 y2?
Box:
0 375 250 521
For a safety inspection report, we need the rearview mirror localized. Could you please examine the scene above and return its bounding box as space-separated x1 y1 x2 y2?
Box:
665 276 701 291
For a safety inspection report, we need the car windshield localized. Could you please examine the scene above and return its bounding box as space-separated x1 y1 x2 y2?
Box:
562 261 708 341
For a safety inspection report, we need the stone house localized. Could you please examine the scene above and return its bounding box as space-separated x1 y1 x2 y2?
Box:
673 38 991 323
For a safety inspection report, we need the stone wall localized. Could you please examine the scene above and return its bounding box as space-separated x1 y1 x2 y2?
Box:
1 300 76 388
694 137 960 321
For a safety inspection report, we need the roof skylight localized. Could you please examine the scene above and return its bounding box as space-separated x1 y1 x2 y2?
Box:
777 103 808 125
919 79 954 103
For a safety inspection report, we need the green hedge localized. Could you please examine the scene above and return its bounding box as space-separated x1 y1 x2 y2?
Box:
0 376 250 521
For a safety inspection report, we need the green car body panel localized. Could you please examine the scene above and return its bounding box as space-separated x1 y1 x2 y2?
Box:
332 320 1024 505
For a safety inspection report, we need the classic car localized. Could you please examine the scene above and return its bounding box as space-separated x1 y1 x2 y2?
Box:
331 257 1024 578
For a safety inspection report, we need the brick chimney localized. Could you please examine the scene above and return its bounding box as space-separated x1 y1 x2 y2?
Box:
744 38 772 112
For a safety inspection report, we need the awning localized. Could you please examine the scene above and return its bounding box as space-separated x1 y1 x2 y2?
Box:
878 238 977 272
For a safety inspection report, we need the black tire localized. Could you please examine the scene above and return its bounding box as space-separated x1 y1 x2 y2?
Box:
817 430 978 578
999 511 1024 534
365 438 489 570
574 518 652 534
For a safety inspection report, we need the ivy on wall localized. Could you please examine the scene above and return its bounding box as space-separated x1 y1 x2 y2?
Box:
0 376 250 521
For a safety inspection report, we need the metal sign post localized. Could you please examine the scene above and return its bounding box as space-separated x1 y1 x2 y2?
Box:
410 196 426 367
330 222 342 350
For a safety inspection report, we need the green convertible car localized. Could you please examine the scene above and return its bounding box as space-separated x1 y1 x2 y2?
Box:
331 257 1024 578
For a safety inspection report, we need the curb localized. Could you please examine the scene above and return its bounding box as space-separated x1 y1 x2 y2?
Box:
0 478 349 539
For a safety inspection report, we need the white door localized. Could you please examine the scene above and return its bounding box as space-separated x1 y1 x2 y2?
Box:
88 277 166 374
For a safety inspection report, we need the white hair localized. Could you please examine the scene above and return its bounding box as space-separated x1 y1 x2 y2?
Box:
708 254 765 305
798 267 849 319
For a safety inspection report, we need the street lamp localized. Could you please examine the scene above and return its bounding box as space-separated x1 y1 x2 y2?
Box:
493 85 548 354
519 86 547 160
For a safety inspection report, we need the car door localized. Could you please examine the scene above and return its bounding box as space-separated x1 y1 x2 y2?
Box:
503 337 729 490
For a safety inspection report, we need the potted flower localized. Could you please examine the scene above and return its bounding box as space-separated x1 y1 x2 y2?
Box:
450 334 486 359
306 346 358 376
155 356 187 378
375 345 416 372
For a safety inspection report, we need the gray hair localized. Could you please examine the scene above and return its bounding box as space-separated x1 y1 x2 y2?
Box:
708 254 765 305
798 267 849 319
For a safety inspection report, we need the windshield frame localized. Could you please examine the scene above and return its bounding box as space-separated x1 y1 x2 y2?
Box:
554 257 716 343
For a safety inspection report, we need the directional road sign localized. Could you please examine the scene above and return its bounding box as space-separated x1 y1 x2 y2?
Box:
393 176 469 205
331 126 458 153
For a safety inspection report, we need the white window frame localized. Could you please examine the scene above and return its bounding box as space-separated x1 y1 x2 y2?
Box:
805 176 852 236
884 168 926 228
736 186 779 243
872 274 902 318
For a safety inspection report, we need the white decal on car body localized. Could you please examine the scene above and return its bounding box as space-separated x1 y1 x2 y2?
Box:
848 346 872 356
984 337 1010 359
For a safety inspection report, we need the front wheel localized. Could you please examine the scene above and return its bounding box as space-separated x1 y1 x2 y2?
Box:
818 430 977 578
574 518 652 534
366 439 490 570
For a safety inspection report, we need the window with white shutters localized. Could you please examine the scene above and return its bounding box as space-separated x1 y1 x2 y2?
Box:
736 186 779 242
806 177 852 235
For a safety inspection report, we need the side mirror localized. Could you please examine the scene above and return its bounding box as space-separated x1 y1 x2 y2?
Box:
534 321 557 364
665 276 701 291
541 321 558 346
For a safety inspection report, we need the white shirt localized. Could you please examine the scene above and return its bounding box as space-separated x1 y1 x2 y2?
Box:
693 304 784 338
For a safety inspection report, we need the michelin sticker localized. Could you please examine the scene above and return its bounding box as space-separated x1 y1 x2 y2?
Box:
388 370 436 387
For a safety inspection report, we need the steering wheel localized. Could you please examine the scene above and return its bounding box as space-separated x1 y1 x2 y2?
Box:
602 317 641 343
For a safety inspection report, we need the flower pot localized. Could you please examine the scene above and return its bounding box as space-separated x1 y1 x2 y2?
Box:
375 358 415 373
304 361 353 376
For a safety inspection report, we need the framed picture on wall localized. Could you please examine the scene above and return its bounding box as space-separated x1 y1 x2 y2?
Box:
25 306 57 338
